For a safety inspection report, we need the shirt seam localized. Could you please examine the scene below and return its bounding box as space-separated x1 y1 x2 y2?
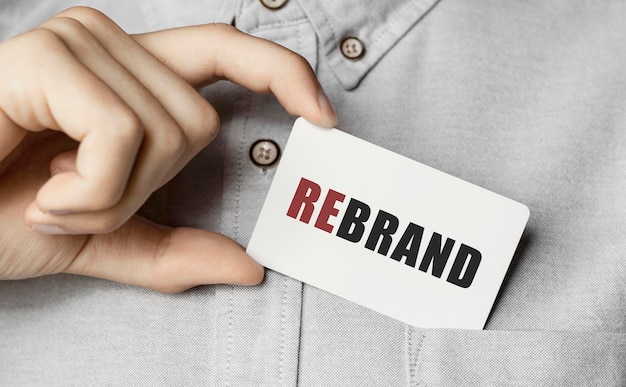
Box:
246 17 309 35
224 286 235 387
300 0 337 55
315 3 337 55
408 326 426 387
225 90 252 386
298 0 440 90
295 284 305 386
277 277 290 384
288 30 306 387
370 0 423 47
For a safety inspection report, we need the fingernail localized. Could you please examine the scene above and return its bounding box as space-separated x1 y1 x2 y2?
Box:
317 89 338 127
32 223 67 235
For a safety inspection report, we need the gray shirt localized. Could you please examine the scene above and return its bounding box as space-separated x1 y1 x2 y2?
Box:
1 0 625 385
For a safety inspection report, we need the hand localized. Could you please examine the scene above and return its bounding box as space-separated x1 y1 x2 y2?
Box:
0 7 338 292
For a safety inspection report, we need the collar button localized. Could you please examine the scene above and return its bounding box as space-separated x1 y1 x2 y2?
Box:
340 37 365 60
260 0 288 10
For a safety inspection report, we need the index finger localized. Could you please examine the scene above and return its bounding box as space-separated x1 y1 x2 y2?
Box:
133 24 338 128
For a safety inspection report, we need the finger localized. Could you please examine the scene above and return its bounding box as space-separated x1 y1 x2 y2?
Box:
52 11 217 195
63 216 265 293
0 108 26 164
53 8 221 159
0 28 144 214
35 17 185 215
133 23 338 128
48 148 77 175
0 131 89 280
0 108 27 176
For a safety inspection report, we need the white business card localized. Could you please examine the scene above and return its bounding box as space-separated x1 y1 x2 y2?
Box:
247 118 529 329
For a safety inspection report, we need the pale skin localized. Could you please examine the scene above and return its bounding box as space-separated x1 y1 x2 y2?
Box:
0 7 338 293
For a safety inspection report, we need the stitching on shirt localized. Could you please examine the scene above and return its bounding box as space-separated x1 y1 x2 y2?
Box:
416 333 426 386
225 91 252 386
371 0 423 47
224 286 234 387
407 326 416 386
233 93 253 242
407 326 426 387
297 24 302 49
296 24 302 59
277 277 290 383
311 0 337 48
247 17 309 35
294 284 305 386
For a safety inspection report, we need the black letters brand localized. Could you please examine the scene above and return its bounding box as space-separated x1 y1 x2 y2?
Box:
286 177 482 288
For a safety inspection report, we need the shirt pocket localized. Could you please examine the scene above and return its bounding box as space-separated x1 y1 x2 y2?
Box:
412 329 626 386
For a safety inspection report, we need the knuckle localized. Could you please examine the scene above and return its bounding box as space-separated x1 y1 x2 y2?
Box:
54 6 109 27
84 184 125 211
9 28 64 56
156 125 187 159
42 14 88 36
284 50 312 72
36 17 96 54
191 102 220 146
111 108 143 143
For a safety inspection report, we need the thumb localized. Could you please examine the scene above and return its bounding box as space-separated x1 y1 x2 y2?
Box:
64 216 264 293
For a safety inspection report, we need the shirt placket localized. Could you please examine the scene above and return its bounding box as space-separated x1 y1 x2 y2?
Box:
211 1 317 385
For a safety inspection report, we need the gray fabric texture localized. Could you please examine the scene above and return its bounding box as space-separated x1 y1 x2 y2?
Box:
1 0 625 385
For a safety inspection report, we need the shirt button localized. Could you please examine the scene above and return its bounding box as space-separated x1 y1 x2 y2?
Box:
260 0 288 10
250 139 281 168
340 37 365 60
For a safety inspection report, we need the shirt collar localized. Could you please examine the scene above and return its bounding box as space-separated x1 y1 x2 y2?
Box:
297 0 440 90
